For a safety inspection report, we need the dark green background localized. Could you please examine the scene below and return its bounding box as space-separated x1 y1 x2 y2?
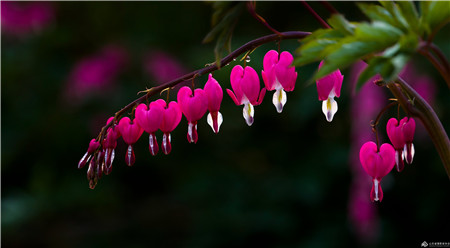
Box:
2 2 449 248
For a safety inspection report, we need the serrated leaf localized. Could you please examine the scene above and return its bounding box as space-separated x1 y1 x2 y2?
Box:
327 14 355 35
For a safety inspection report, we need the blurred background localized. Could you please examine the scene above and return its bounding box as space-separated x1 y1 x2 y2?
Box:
2 2 449 248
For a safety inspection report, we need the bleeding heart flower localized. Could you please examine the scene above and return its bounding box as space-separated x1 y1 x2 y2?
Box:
227 65 266 126
400 117 415 164
359 141 395 202
386 118 406 172
135 101 164 156
102 117 121 175
155 99 182 154
204 73 223 133
316 61 344 122
78 139 100 169
118 117 144 166
261 50 298 113
177 86 208 143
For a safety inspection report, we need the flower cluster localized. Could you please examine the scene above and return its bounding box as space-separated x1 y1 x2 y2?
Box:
79 50 354 188
359 116 416 202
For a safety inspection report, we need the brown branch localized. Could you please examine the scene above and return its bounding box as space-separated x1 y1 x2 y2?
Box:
388 80 450 178
96 31 311 143
418 43 450 88
300 1 331 29
246 1 283 36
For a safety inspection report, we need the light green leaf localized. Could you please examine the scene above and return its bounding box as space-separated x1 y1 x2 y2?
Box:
293 39 339 67
397 1 420 34
354 21 403 43
327 14 355 35
357 3 398 28
315 39 381 80
420 1 450 35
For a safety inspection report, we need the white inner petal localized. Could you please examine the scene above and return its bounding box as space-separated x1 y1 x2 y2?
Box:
374 179 380 201
243 103 254 126
272 88 287 113
322 97 338 122
207 112 223 133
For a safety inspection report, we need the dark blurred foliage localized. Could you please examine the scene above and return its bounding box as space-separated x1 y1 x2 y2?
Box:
2 2 449 248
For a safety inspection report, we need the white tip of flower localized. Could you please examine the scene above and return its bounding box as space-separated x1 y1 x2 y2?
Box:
207 111 223 133
403 143 415 164
243 103 254 126
322 97 338 122
373 179 380 201
272 88 287 113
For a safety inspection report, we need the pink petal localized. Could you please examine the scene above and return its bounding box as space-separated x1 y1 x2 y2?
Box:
386 118 405 149
161 101 182 133
377 143 395 178
230 65 245 103
118 117 143 145
400 117 415 142
204 74 223 112
226 89 241 106
263 50 279 71
135 102 164 133
240 66 260 104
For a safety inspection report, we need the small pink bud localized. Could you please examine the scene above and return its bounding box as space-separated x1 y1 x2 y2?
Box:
102 117 119 173
359 141 395 202
177 86 208 143
316 61 343 122
261 50 298 113
227 65 266 126
204 74 224 133
78 139 100 169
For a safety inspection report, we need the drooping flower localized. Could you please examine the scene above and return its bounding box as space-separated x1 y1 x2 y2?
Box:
135 102 164 155
360 141 395 202
102 117 121 175
177 86 208 143
204 74 223 133
155 99 182 154
386 118 405 172
227 65 266 126
400 117 415 164
78 139 100 169
316 61 344 122
261 50 298 113
118 117 144 166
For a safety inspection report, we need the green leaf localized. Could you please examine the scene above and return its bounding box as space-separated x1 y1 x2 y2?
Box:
356 57 387 91
378 1 410 31
202 3 244 44
354 21 403 43
420 1 450 35
214 21 237 68
293 39 339 67
357 3 398 28
397 1 420 34
327 14 355 35
315 39 381 80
